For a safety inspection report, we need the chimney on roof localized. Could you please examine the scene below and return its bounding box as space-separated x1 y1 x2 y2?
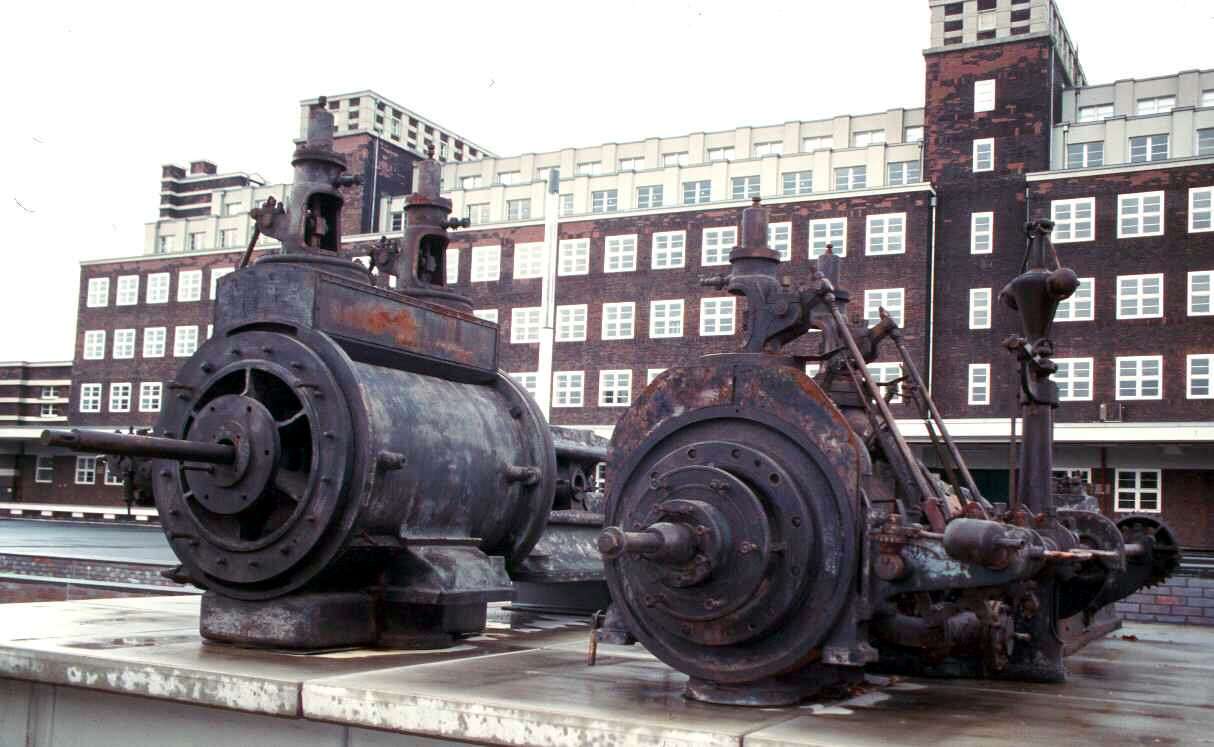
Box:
161 164 186 180
189 160 218 175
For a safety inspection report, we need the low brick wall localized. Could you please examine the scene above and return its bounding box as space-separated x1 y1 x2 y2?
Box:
0 579 167 604
1116 575 1214 626
0 553 177 589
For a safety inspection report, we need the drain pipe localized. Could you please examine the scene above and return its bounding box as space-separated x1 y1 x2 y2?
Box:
926 191 938 392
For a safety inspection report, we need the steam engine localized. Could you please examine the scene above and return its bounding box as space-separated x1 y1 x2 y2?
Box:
596 199 1180 705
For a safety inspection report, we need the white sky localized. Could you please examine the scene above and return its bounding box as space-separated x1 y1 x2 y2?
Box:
0 0 1209 362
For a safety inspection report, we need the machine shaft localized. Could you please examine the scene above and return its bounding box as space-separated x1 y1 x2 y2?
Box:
41 429 236 465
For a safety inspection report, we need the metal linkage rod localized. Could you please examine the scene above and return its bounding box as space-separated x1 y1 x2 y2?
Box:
42 429 236 465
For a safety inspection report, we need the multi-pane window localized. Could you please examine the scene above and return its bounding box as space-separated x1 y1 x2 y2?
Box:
174 326 199 357
1054 358 1094 401
210 267 235 299
867 363 904 404
707 146 735 161
560 194 574 216
618 156 645 171
602 302 636 340
809 218 846 257
510 372 538 397
79 383 102 413
599 370 633 407
852 130 886 147
753 141 783 157
558 239 589 276
866 213 906 255
1078 104 1114 122
731 175 760 200
782 171 813 196
1197 128 1214 156
472 309 498 324
178 270 202 302
1190 187 1213 232
40 387 56 399
1115 469 1161 513
460 175 483 189
969 288 992 329
636 185 664 209
802 135 833 151
834 165 866 191
605 235 638 273
115 275 139 306
650 300 684 338
1066 141 1104 168
501 245 539 283
1117 274 1164 319
83 330 106 360
470 245 501 282
864 288 905 327
1189 271 1214 316
967 364 990 405
700 297 736 336
75 456 97 485
35 456 53 483
555 305 587 342
1135 96 1175 115
1116 356 1163 400
972 139 994 171
497 171 522 185
446 248 459 285
701 227 737 266
576 162 602 176
682 180 711 205
591 190 618 213
1129 134 1169 163
1187 355 1214 399
188 232 206 251
157 236 174 254
40 403 57 418
220 229 238 248
553 372 584 408
510 307 543 344
904 126 924 143
506 199 531 221
974 79 996 112
465 203 490 224
139 382 163 413
661 152 689 167
1118 192 1164 237
1052 198 1094 242
970 212 994 254
112 329 136 360
109 383 132 413
652 231 686 269
86 277 109 307
146 273 170 303
768 222 791 261
1056 278 1095 322
886 160 921 186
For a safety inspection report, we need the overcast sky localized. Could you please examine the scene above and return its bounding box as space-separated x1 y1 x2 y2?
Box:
0 0 1209 362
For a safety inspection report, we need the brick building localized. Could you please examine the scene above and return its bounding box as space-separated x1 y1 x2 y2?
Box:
0 361 74 502
52 1 1214 548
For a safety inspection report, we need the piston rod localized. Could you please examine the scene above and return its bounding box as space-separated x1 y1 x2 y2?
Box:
42 429 237 465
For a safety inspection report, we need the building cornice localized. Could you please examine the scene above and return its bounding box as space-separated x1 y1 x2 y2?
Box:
1027 156 1214 182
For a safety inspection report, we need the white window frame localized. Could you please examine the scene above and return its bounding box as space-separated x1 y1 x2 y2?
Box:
558 239 589 276
1054 358 1094 401
1117 191 1165 238
970 211 994 254
86 277 109 308
701 227 737 267
649 299 685 339
112 328 136 360
636 185 664 209
465 203 490 224
782 170 813 196
809 218 846 258
731 175 760 200
75 456 97 485
470 245 502 282
768 222 792 261
79 383 102 413
146 273 170 304
967 364 991 406
1051 198 1095 243
553 371 584 408
505 198 531 221
866 213 906 256
445 248 460 285
115 275 139 306
555 304 587 342
974 80 996 113
108 383 132 413
852 130 886 148
591 189 618 214
1066 141 1104 169
604 235 638 273
512 242 546 280
1190 187 1213 233
472 309 498 324
651 231 686 270
1186 354 1214 399
510 307 543 344
699 297 736 336
1188 271 1214 316
753 141 783 157
868 363 904 404
1078 104 1114 122
1116 355 1163 400
598 370 633 407
1056 278 1095 322
864 288 905 328
177 270 202 302
802 135 832 151
972 138 994 172
1135 96 1175 116
173 325 199 358
646 368 667 385
682 180 711 205
139 382 163 413
1128 133 1170 163
1116 273 1164 320
509 372 538 397
601 302 636 340
707 146 735 162
208 267 235 299
83 330 106 360
969 288 992 329
1115 469 1161 513
834 165 866 191
35 456 54 484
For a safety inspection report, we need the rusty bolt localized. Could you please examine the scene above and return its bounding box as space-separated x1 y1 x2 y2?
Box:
738 540 757 555
376 451 406 472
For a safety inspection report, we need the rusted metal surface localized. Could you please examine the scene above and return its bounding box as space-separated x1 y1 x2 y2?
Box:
598 202 1182 705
